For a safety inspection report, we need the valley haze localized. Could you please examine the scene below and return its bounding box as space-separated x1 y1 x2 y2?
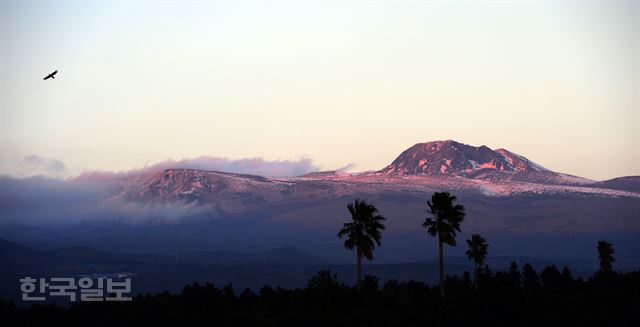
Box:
1 2 638 324
1 140 638 271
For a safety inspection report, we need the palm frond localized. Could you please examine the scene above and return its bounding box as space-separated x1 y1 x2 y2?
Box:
338 199 386 262
422 192 466 247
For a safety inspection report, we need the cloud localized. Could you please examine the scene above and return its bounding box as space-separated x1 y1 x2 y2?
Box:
0 156 324 226
75 156 319 181
160 156 319 177
336 163 357 172
0 176 210 226
19 155 66 177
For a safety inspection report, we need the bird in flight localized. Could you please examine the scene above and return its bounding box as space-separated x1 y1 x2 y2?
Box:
43 70 58 80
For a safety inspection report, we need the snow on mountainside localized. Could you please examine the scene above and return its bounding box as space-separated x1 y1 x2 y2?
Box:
377 140 593 185
586 176 640 193
380 140 528 175
112 169 295 214
297 170 353 180
100 140 638 214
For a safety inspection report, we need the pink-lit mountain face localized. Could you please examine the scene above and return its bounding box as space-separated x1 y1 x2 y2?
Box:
114 169 295 214
380 140 548 175
377 140 591 185
62 140 640 234
4 141 639 265
102 140 639 209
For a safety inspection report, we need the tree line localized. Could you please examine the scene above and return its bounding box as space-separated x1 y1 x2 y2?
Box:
338 192 619 298
1 191 635 326
2 260 637 326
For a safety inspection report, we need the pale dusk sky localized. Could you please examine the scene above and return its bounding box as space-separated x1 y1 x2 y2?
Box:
0 0 638 180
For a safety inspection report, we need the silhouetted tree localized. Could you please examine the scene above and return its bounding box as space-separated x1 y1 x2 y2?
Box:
306 270 343 304
462 271 473 288
222 284 235 303
338 199 386 290
259 285 276 299
479 264 493 289
3 266 640 326
465 233 489 289
540 265 561 291
509 261 522 288
362 275 380 292
423 192 466 298
239 288 257 303
307 270 341 291
382 278 399 292
522 263 540 291
559 266 574 291
597 240 615 274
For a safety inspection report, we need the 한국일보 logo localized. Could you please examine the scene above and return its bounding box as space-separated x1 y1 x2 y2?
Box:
19 277 132 302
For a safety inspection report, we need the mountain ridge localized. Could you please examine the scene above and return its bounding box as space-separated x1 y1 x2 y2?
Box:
68 140 639 211
376 140 594 185
73 140 632 186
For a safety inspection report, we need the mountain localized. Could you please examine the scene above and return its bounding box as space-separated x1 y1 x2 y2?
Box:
0 239 332 301
0 239 132 275
46 246 129 265
0 238 48 268
3 140 639 269
586 176 640 193
380 140 546 175
0 239 321 268
114 168 293 209
169 246 325 265
104 140 636 210
377 140 592 185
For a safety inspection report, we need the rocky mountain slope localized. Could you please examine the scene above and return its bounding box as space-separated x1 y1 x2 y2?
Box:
377 140 593 185
94 141 639 218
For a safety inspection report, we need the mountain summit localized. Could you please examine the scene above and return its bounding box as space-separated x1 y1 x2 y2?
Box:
100 140 639 215
379 140 549 176
377 140 593 185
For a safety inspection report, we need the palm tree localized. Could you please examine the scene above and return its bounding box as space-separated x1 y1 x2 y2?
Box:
423 192 466 298
597 240 615 274
338 199 386 290
465 233 489 290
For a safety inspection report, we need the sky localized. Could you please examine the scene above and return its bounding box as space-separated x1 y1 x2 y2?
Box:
0 0 638 180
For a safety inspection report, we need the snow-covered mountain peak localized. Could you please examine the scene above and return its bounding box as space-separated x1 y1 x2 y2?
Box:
379 140 557 183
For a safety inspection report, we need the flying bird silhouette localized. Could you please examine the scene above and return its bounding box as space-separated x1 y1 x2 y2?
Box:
43 70 58 80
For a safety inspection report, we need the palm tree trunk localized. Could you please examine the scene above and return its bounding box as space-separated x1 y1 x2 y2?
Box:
356 248 362 291
474 263 479 290
439 237 445 298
